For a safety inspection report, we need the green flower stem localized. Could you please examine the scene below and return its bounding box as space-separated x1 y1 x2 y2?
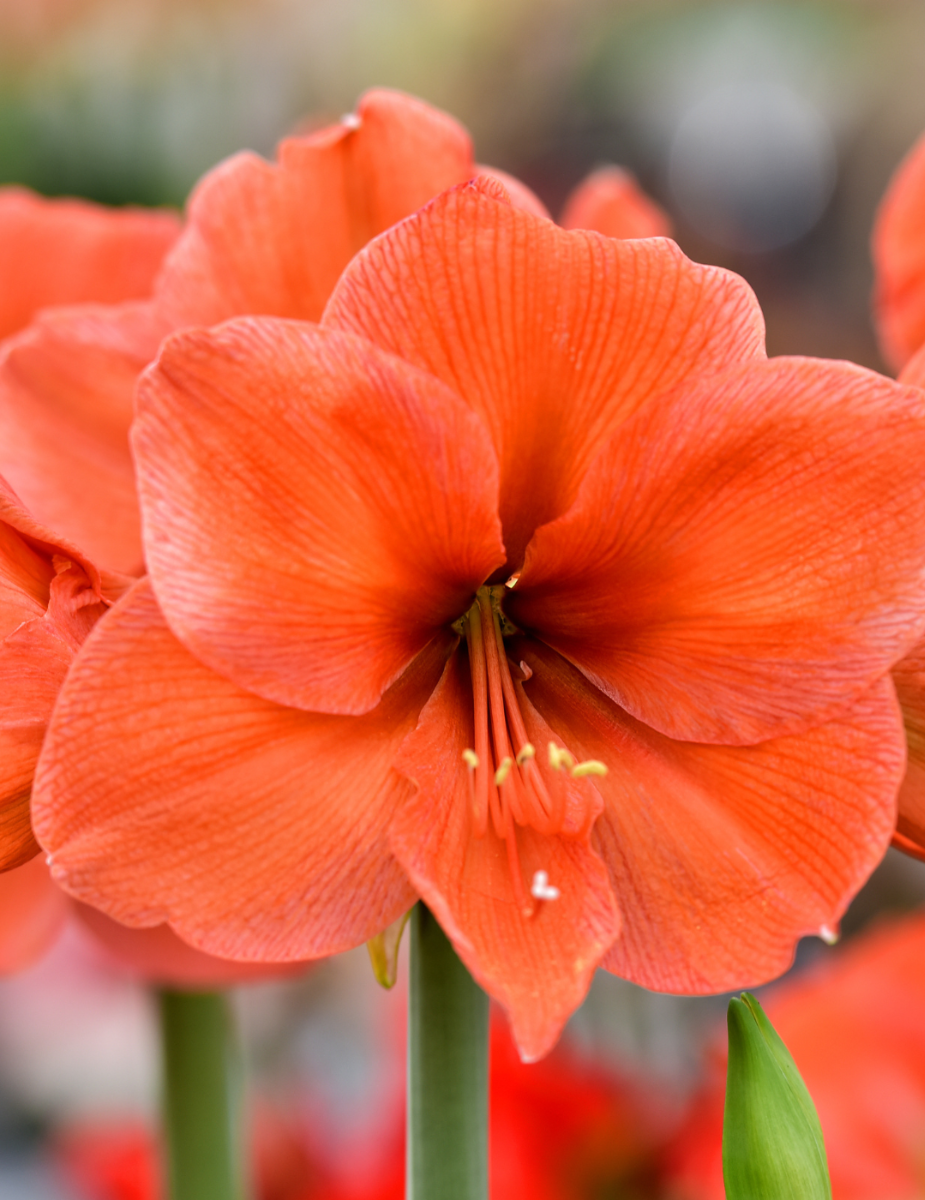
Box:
408 903 490 1200
158 989 248 1200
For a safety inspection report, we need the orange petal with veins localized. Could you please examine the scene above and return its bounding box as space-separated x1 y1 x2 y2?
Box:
33 580 446 962
135 319 504 714
519 641 903 995
0 187 179 339
513 357 925 744
325 179 765 568
392 647 619 1062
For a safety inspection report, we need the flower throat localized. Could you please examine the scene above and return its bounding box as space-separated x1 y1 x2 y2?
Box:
456 586 606 916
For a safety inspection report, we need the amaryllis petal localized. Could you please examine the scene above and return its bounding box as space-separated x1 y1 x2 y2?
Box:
0 480 108 870
325 180 765 568
518 642 902 994
0 187 180 339
392 649 620 1062
474 166 551 218
32 580 443 961
560 166 671 240
0 303 167 574
135 319 504 714
872 131 925 370
0 855 67 973
512 357 925 744
72 903 310 988
0 620 72 869
155 88 473 329
890 640 925 852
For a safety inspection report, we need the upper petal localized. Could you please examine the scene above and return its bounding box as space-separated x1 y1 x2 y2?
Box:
512 356 925 744
0 187 180 338
33 579 443 961
135 318 504 714
0 302 167 575
872 131 925 370
391 647 620 1061
155 88 474 328
519 641 903 995
559 166 672 240
324 179 765 568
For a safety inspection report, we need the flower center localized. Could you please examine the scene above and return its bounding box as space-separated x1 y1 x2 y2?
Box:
456 586 606 916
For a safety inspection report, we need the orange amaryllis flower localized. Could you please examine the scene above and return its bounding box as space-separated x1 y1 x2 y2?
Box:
34 179 925 1060
872 129 925 370
0 89 667 577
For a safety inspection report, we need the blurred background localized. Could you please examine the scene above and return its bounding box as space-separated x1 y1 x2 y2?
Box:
5 0 925 1196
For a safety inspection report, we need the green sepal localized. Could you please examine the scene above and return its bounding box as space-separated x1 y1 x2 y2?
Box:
366 908 411 988
723 992 831 1200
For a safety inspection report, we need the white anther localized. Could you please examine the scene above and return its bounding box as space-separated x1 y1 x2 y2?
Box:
571 759 608 778
462 749 479 770
341 112 362 130
819 924 839 946
531 870 560 901
515 743 535 766
45 853 54 867
505 572 520 589
494 756 513 786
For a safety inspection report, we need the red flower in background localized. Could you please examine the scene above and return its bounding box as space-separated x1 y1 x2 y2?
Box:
667 909 925 1200
34 176 925 1057
55 1020 670 1200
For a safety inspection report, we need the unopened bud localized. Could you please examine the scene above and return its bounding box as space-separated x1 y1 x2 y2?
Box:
723 993 831 1199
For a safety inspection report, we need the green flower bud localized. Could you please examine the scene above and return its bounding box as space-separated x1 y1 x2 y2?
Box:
723 992 831 1200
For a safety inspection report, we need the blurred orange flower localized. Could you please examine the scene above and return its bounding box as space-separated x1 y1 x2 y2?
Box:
34 178 925 1058
873 130 925 371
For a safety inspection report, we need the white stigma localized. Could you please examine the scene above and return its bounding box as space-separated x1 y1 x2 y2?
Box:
819 924 839 946
531 870 560 901
341 113 362 130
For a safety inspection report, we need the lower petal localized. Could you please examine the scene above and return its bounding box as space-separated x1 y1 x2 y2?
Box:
73 903 312 989
392 648 620 1061
519 641 902 995
0 856 67 973
33 579 447 962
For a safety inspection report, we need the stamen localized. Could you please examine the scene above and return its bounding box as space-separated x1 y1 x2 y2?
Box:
548 742 576 771
571 760 608 778
459 587 606 904
531 870 560 901
341 112 362 129
494 757 513 786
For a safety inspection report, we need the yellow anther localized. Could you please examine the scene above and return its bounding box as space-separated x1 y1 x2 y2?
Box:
515 743 535 765
547 742 576 771
494 757 513 786
570 760 608 778
462 749 479 770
